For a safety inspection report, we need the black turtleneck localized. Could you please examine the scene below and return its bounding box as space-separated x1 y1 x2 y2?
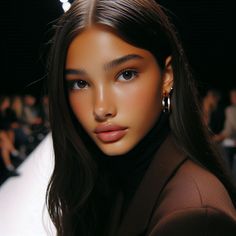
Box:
86 112 170 215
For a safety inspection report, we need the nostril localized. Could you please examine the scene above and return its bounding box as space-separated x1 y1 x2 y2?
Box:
105 112 113 117
94 110 113 121
93 105 116 121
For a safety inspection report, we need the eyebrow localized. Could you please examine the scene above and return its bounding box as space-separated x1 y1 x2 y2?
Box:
64 54 144 76
103 54 144 71
64 69 86 76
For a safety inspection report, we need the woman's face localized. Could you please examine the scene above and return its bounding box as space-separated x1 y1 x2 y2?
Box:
65 25 173 156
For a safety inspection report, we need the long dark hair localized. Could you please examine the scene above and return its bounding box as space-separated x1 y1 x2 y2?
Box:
46 0 236 235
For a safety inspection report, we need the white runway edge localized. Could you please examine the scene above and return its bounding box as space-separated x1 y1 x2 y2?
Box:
0 133 56 236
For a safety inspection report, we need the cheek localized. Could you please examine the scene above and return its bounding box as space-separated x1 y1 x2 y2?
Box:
118 80 162 119
69 94 92 127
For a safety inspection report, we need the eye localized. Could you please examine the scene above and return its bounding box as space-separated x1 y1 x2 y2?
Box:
117 70 138 81
67 80 89 90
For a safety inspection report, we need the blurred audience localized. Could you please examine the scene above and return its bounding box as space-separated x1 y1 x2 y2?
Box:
213 89 236 169
0 96 21 176
10 96 30 157
202 89 225 135
22 94 43 130
0 94 50 181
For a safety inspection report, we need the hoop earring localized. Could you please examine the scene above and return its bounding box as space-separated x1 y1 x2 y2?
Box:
162 90 172 113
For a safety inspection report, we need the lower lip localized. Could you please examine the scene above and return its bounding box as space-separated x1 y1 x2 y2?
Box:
96 129 127 143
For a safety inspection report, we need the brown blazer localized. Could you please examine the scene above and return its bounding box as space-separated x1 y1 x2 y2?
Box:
108 136 236 236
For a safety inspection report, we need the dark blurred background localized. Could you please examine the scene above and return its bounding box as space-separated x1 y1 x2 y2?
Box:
1 0 235 99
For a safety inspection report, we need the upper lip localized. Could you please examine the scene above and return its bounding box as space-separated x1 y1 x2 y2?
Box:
94 124 127 133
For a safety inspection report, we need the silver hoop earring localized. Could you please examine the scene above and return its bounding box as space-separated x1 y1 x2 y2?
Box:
162 92 171 113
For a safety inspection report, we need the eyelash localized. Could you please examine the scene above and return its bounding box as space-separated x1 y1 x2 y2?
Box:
116 69 139 81
67 69 139 91
67 80 89 90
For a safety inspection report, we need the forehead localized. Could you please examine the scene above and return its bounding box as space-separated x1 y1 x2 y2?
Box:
66 25 152 65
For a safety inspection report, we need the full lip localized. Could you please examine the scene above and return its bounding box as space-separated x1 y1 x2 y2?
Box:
94 123 128 143
94 123 128 133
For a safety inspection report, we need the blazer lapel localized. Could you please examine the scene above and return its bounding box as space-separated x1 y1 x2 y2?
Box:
114 135 188 236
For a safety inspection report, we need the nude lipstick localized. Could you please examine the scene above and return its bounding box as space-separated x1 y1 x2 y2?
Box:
94 124 128 143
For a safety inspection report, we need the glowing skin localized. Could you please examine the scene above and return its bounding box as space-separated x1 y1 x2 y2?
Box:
65 25 173 156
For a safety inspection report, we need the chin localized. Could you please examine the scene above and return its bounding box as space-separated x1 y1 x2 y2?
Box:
97 142 134 156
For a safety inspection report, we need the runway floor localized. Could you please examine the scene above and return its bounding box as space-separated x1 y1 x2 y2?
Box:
0 134 56 236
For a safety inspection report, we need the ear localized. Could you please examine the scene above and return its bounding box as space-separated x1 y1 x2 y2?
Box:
162 56 174 94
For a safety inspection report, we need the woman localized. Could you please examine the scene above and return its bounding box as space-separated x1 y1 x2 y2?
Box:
46 0 236 235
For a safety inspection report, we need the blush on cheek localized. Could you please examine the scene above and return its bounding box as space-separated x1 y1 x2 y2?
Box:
69 92 93 116
69 100 86 123
74 108 89 125
127 85 162 110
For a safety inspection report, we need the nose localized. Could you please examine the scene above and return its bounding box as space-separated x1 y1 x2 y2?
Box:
93 86 117 121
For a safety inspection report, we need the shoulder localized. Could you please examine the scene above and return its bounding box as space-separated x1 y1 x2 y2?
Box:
148 206 236 236
156 160 236 213
147 159 236 235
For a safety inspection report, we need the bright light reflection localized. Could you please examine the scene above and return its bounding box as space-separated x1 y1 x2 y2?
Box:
62 2 71 12
60 0 68 3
